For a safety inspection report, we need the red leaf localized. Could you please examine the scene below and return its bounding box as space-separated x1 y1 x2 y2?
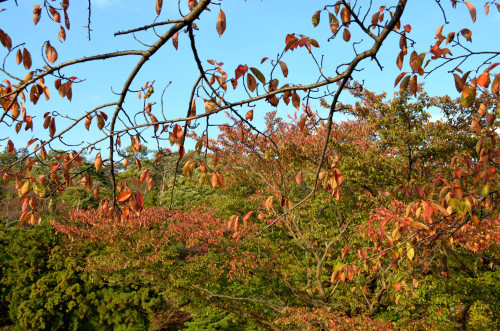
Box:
172 32 179 50
235 64 248 80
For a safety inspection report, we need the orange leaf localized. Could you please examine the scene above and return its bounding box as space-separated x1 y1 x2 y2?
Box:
117 191 132 202
295 171 303 185
156 0 163 15
464 2 476 23
477 72 489 87
245 109 253 121
216 9 226 37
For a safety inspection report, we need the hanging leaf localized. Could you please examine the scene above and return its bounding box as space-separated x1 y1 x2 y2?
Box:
172 32 179 50
464 2 476 23
216 9 226 37
22 48 32 70
394 72 407 87
343 28 351 42
245 109 254 121
33 5 42 25
295 171 303 185
94 153 103 170
312 10 321 27
45 42 58 64
156 0 163 15
279 61 289 77
250 67 265 84
292 90 300 110
247 73 257 92
461 29 472 42
329 13 339 34
16 49 22 65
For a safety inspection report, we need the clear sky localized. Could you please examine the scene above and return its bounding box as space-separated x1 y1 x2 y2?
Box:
1 0 499 158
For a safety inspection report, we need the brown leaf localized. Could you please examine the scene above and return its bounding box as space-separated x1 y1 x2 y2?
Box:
340 5 351 27
33 5 42 25
85 115 92 131
312 10 321 27
45 42 58 64
156 0 163 15
343 28 351 42
95 153 103 170
247 73 257 92
279 61 289 78
49 117 56 137
0 29 12 51
329 13 339 34
396 50 404 70
239 125 244 142
394 72 407 87
298 116 307 132
49 6 61 23
216 9 226 37
245 109 254 121
292 90 300 110
16 49 22 65
212 152 219 167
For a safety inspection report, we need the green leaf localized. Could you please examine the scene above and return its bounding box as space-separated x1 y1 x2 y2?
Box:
250 67 266 84
33 182 46 198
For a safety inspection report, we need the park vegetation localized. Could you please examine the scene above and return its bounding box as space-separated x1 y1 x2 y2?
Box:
0 0 499 329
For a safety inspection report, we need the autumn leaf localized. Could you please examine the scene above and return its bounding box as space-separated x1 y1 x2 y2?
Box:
156 0 163 15
250 67 265 84
239 112 251 126
312 10 321 27
247 73 257 92
172 32 179 50
279 61 289 78
22 48 32 70
292 90 300 110
33 5 42 25
464 2 476 23
295 171 303 185
216 9 226 36
95 153 103 170
45 42 58 64
343 28 351 42
329 13 339 34
235 64 248 80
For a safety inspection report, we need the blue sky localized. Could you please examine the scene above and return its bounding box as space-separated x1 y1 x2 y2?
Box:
1 0 499 158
